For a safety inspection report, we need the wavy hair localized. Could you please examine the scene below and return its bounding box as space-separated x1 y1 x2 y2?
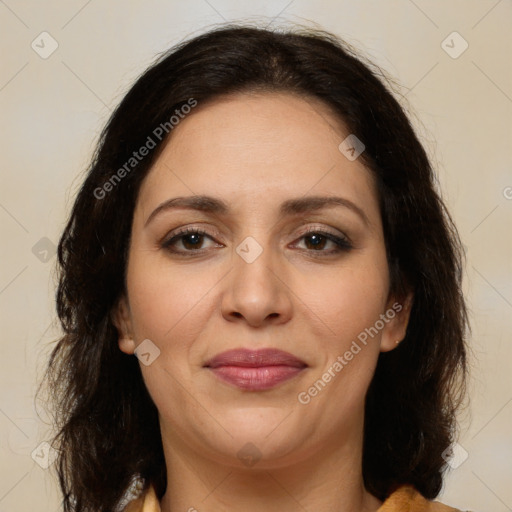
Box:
38 23 469 511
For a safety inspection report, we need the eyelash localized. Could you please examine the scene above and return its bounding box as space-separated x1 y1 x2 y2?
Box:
161 226 352 256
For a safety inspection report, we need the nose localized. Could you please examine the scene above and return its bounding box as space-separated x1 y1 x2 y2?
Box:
221 240 293 328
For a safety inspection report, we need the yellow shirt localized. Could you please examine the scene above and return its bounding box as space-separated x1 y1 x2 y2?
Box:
122 483 464 511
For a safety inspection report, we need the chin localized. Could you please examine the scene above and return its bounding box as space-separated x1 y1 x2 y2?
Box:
200 413 312 468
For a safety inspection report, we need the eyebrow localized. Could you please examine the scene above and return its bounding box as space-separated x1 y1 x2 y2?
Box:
144 194 370 227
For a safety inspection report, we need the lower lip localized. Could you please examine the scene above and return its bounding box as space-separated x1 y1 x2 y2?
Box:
208 365 305 391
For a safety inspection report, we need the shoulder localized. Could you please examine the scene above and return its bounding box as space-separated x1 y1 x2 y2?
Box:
121 483 160 512
378 485 469 512
122 482 471 512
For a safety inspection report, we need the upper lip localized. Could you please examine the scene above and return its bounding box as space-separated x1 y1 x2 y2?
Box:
204 348 307 369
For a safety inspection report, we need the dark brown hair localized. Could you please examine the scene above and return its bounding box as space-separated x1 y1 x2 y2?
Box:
38 23 469 511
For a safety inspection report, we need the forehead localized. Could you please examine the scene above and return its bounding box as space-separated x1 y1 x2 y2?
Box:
136 91 379 223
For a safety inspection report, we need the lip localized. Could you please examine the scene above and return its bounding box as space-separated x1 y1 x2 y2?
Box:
204 348 307 391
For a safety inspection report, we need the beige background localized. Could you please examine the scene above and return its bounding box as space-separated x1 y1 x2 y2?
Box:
1 1 511 511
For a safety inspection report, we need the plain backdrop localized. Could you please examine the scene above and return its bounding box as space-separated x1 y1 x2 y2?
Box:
0 1 511 511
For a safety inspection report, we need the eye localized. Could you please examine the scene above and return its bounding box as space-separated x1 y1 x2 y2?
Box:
161 228 222 253
292 228 352 254
161 226 352 256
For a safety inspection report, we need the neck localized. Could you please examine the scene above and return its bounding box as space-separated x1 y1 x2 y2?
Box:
158 419 382 512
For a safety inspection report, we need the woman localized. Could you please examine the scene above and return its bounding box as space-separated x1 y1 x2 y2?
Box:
40 23 470 511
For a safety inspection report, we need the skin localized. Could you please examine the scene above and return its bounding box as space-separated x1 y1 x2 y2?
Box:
114 91 413 512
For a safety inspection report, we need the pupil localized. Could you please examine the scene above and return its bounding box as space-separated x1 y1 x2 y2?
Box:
306 234 326 250
184 234 202 248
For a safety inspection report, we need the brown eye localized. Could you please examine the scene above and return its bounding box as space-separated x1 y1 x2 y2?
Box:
162 228 222 254
180 232 205 250
294 230 352 254
303 233 328 250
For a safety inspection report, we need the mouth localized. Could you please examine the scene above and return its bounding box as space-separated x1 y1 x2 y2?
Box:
204 348 307 391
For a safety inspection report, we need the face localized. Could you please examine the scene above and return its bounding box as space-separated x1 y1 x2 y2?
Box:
115 91 411 469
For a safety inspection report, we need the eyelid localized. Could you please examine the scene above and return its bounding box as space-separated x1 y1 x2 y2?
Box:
292 224 351 242
160 222 354 258
160 224 223 245
162 223 348 243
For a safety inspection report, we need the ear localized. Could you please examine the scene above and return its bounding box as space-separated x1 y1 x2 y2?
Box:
379 291 414 353
111 295 136 355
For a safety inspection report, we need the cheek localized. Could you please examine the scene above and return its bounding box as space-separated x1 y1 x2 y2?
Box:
300 264 389 405
125 249 215 339
292 262 390 430
296 256 389 346
124 257 218 411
